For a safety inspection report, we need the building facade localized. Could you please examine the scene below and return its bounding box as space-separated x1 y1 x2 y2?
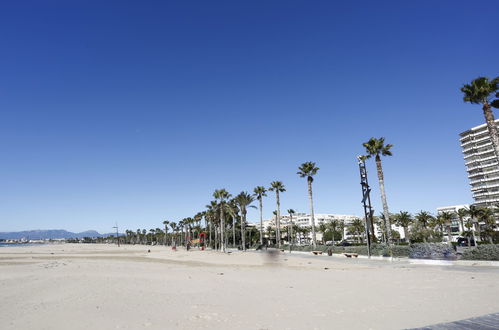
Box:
460 121 499 207
436 204 470 242
260 213 364 243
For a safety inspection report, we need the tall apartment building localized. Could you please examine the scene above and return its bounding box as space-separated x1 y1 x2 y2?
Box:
460 120 499 207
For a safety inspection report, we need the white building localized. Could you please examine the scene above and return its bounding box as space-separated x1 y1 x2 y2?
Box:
260 213 361 243
460 121 499 207
436 204 470 242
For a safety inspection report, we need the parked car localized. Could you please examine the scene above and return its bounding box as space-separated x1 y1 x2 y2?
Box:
456 237 476 247
337 240 351 246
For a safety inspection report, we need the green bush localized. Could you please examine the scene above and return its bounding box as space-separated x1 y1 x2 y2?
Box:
461 244 499 261
409 243 456 260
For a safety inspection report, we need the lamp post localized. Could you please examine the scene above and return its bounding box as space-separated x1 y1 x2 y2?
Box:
113 224 120 247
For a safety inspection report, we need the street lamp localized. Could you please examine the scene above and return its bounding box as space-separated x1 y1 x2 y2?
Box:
112 224 120 247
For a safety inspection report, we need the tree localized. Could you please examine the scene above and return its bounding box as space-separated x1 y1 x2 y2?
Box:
461 77 499 160
438 211 454 244
348 218 365 243
213 189 232 252
297 161 320 248
234 191 256 251
479 208 496 244
327 219 341 246
456 208 468 234
253 186 267 246
415 211 434 243
363 137 393 244
467 205 483 244
169 222 177 246
162 220 170 245
394 211 412 242
287 209 296 251
269 181 286 248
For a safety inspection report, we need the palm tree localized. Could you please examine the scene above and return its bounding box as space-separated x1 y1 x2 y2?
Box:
439 211 454 244
169 222 177 246
467 205 482 245
213 189 232 252
253 186 267 246
415 211 433 243
162 220 170 245
287 209 296 251
328 219 340 246
297 162 319 248
348 218 365 243
456 208 468 234
269 181 286 248
461 77 499 160
394 211 412 242
480 208 496 244
235 192 255 251
229 199 239 247
363 138 393 244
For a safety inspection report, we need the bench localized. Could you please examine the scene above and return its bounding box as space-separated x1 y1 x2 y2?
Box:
311 251 323 255
344 253 358 258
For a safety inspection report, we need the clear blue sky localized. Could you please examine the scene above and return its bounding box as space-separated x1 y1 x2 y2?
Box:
1 1 498 233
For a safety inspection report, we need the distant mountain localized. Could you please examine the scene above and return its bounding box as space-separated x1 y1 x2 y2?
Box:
0 229 122 240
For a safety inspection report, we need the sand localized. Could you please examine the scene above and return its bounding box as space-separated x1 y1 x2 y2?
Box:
0 244 498 330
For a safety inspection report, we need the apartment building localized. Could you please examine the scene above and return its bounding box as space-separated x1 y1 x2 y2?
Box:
460 120 499 207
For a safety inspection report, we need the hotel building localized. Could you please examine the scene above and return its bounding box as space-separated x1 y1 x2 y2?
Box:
460 120 499 207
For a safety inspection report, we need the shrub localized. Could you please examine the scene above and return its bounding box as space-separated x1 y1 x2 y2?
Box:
461 244 499 261
409 243 456 260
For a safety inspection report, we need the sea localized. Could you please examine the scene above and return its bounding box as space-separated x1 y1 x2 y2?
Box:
0 243 41 247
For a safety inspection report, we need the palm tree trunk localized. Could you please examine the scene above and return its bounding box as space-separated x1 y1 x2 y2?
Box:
375 156 392 244
220 206 225 252
259 198 264 245
209 220 212 248
232 216 236 248
308 178 317 248
289 215 293 253
276 191 281 248
482 103 499 161
241 211 246 251
403 226 409 243
447 224 453 244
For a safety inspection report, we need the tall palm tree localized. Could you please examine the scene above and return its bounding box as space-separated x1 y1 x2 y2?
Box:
439 211 454 244
213 189 232 252
394 211 412 242
456 208 468 234
206 201 218 248
229 199 239 247
269 181 285 248
287 209 296 251
235 191 256 251
297 161 319 248
363 137 393 244
169 222 177 246
253 186 267 246
467 205 482 245
163 220 170 245
461 77 499 160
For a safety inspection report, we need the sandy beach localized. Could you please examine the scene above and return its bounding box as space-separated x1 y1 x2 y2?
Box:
0 244 498 330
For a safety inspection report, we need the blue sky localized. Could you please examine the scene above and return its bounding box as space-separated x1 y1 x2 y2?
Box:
1 1 498 232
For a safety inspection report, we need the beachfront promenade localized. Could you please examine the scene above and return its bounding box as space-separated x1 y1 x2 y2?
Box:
1 244 498 330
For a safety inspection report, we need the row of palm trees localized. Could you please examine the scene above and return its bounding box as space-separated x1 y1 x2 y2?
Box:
119 76 498 251
392 206 497 245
